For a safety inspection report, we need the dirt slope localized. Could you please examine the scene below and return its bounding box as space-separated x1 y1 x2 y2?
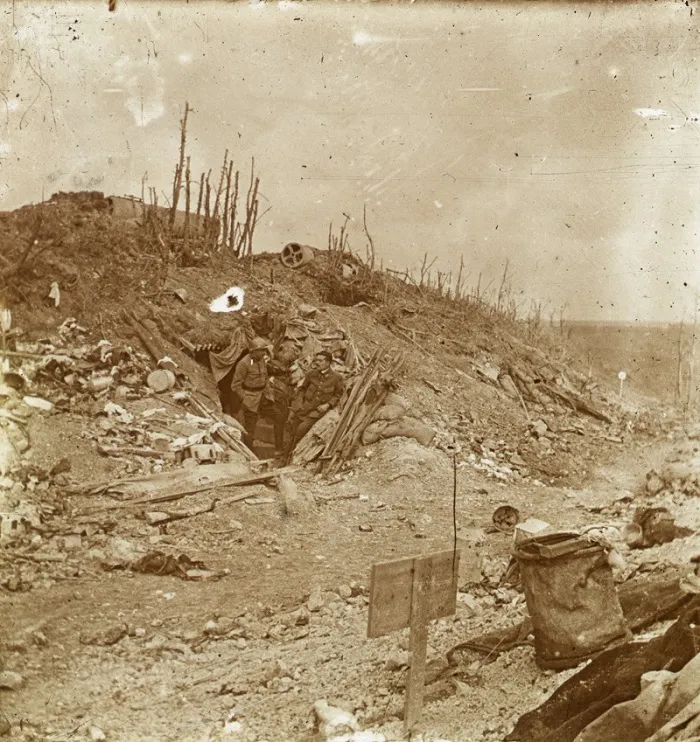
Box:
0 191 694 742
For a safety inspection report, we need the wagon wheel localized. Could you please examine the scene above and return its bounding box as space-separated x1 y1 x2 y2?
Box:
280 243 305 268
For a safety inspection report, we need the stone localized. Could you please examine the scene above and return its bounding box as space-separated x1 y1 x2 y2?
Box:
646 469 665 495
88 727 106 741
307 588 325 613
457 592 482 617
385 652 408 671
510 453 528 468
32 631 48 647
204 617 237 637
0 671 24 690
531 419 548 438
63 534 82 551
80 625 128 647
336 584 352 600
297 303 318 318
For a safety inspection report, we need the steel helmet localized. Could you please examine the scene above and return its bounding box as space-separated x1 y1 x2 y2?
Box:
250 337 269 351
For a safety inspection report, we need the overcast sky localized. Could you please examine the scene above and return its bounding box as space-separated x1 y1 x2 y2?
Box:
1 0 699 322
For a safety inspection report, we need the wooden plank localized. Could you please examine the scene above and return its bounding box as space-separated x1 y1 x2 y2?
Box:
367 549 459 638
404 556 431 732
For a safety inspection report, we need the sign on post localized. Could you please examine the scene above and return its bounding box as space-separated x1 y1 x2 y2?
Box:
618 370 627 397
367 549 460 732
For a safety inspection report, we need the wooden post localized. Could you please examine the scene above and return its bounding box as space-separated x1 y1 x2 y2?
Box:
404 556 431 732
367 549 459 736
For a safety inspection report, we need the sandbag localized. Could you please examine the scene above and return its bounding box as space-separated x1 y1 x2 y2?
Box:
381 417 436 447
362 421 387 445
371 392 410 423
362 417 435 447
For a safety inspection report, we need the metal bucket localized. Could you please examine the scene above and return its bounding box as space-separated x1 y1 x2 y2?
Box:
514 532 631 670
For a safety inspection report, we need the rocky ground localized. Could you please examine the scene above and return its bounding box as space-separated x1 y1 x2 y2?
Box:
1 365 698 742
1 193 698 741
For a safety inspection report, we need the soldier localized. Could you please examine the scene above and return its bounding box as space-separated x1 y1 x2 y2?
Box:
284 350 344 457
260 344 298 458
230 337 269 448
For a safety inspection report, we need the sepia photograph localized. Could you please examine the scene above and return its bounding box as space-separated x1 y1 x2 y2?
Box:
1 0 700 740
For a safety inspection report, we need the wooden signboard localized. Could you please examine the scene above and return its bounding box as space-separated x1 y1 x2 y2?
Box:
367 549 460 732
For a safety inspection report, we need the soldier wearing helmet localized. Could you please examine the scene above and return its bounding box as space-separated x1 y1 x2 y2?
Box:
231 337 270 448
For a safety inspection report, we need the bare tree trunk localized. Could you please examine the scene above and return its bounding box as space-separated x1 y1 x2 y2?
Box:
419 252 436 287
140 172 148 223
203 170 212 242
182 156 191 249
222 160 233 248
241 168 260 258
229 169 240 254
497 258 510 313
363 204 376 272
207 151 228 251
196 172 204 238
170 102 190 228
455 255 465 300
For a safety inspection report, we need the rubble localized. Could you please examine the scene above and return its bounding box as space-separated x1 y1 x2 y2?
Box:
0 193 685 741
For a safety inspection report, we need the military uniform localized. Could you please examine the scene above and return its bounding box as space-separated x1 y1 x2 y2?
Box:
260 356 295 453
231 353 268 446
285 368 344 453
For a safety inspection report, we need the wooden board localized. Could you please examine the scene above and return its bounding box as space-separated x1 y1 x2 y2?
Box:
404 556 431 732
367 549 460 639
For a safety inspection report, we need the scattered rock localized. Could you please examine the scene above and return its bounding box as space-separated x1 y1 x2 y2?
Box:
313 699 359 739
531 419 548 438
0 671 24 690
510 453 528 468
457 592 482 617
307 588 325 613
385 651 408 671
204 616 237 637
62 534 82 551
645 469 665 495
80 624 128 647
32 631 48 647
88 727 106 741
336 584 353 600
298 303 318 318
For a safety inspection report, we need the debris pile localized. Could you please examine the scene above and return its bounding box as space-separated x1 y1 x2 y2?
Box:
0 315 304 594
